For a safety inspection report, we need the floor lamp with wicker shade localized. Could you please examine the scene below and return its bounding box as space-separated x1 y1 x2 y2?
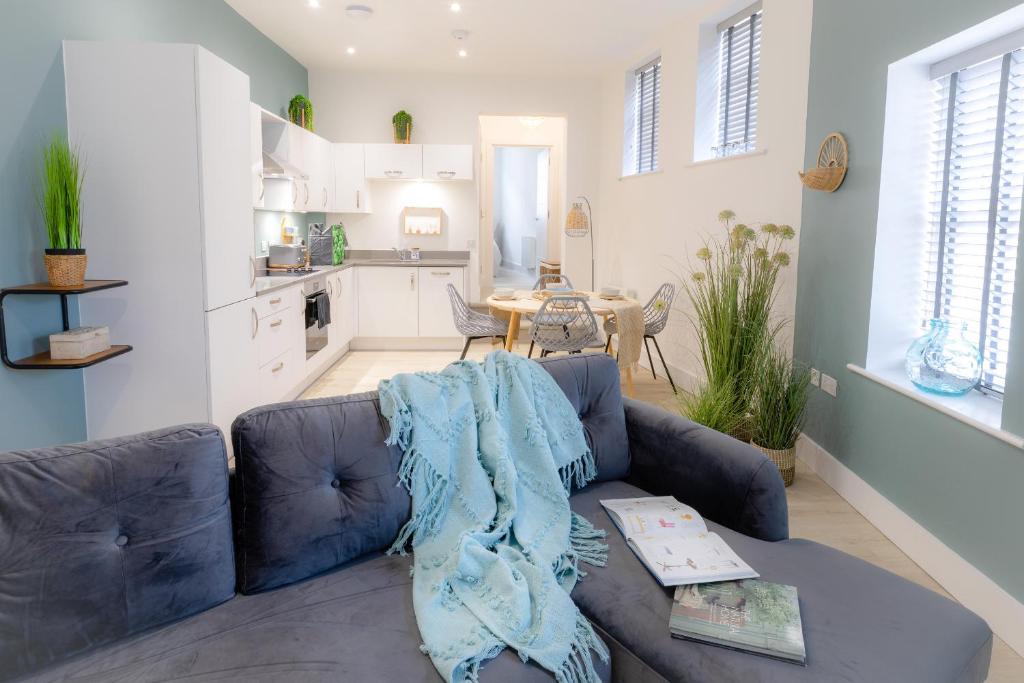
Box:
565 196 594 290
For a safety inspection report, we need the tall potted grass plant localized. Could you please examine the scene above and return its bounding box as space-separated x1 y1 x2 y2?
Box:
39 134 86 287
750 348 811 486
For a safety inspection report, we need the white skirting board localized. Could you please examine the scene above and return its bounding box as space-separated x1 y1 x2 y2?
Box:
797 434 1024 657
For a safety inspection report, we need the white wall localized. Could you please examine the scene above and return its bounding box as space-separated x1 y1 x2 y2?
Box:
495 146 547 268
595 0 814 381
309 69 602 301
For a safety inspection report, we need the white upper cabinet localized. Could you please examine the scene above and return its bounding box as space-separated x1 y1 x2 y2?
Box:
195 47 255 311
364 143 423 180
331 143 371 213
422 144 474 181
250 103 264 208
299 129 331 211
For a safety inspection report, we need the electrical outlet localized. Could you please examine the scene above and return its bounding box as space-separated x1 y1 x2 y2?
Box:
809 368 821 387
820 373 838 397
260 240 269 254
466 239 476 249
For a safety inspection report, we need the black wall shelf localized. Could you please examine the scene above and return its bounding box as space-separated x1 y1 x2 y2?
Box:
0 280 132 369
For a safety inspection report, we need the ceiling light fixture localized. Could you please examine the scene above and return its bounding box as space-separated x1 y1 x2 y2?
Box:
458 49 468 58
346 46 356 55
450 2 462 12
344 4 374 20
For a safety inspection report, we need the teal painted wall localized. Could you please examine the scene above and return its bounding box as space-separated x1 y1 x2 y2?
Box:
796 0 1024 602
0 0 307 450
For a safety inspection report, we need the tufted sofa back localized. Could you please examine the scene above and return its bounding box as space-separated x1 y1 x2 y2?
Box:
0 424 235 680
231 353 629 594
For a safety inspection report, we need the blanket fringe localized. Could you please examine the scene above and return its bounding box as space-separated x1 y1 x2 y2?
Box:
388 448 449 555
554 614 610 683
559 449 598 494
569 513 608 568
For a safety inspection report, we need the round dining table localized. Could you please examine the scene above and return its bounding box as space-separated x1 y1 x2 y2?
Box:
485 289 638 396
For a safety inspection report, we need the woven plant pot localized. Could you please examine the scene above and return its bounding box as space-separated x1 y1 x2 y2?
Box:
751 441 796 487
44 249 87 287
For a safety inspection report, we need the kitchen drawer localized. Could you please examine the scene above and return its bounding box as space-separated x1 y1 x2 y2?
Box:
256 306 293 366
259 348 297 405
255 286 299 319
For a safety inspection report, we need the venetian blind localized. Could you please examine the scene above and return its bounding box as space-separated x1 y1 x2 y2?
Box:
630 58 661 174
714 8 761 158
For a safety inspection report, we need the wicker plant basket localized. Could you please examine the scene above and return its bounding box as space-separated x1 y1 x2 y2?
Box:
798 166 846 192
751 442 796 487
799 132 848 192
44 250 87 287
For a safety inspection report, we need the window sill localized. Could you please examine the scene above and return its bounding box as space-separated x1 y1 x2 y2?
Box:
618 169 663 181
687 148 768 168
846 362 1023 449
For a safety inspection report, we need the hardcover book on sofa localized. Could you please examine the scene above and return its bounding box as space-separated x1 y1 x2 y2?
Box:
670 580 807 665
600 496 758 586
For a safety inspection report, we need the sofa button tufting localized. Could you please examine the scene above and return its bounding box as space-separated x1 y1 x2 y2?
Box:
331 479 341 489
114 534 128 547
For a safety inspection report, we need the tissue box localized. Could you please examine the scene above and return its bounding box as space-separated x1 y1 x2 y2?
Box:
49 326 111 360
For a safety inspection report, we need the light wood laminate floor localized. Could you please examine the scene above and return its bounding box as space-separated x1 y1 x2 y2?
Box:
303 342 1023 681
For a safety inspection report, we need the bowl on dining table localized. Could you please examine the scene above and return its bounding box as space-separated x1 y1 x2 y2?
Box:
493 287 515 299
600 286 621 297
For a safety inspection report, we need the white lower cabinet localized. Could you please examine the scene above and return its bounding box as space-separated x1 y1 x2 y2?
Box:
259 348 299 405
357 267 419 337
206 298 260 446
328 267 356 351
418 268 463 337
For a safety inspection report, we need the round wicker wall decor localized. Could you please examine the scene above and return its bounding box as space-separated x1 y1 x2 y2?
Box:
799 132 848 192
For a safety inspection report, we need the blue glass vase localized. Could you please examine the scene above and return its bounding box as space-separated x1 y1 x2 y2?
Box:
904 319 982 396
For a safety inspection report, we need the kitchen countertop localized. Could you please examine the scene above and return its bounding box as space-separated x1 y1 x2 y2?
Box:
254 254 470 297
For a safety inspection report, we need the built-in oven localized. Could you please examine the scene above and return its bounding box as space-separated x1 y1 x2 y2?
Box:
303 276 330 360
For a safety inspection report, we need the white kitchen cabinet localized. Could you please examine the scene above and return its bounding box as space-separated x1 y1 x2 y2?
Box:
422 144 474 181
364 143 422 180
262 114 306 177
250 103 264 208
262 177 300 212
331 144 371 213
357 267 418 337
418 267 464 337
299 130 331 211
327 267 357 349
259 348 299 406
206 298 260 451
195 47 255 312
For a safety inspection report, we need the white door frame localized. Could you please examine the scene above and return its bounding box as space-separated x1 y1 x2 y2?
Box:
478 115 567 300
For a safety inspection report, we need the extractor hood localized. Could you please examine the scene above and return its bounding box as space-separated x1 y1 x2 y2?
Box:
262 150 307 180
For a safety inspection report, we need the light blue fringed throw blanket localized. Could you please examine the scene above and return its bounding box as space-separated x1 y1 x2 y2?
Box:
378 350 610 683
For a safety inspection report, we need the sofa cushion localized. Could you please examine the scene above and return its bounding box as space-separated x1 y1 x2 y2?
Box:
534 354 630 483
25 551 610 683
0 425 235 682
231 354 629 594
568 480 992 683
231 392 410 594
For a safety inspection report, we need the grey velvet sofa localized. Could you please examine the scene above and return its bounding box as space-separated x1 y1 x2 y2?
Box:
0 354 991 682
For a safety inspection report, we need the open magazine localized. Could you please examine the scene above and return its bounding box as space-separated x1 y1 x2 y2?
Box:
600 496 758 586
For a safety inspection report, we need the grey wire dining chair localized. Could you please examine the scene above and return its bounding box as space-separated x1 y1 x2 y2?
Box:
528 296 604 358
447 284 508 360
532 273 574 290
604 282 677 392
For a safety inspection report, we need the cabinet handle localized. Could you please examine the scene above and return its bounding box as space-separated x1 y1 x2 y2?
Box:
272 362 284 373
269 297 282 305
437 170 456 179
431 271 451 276
355 190 360 209
410 272 415 290
304 183 310 204
322 187 327 208
385 170 403 178
251 308 259 339
270 319 283 328
249 256 256 287
291 182 298 205
258 176 265 200
327 280 333 297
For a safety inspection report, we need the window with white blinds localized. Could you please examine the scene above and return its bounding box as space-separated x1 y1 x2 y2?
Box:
923 49 1024 394
625 58 661 175
714 6 761 158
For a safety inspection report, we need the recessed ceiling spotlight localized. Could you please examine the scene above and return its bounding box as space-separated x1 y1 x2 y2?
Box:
452 29 469 41
450 2 462 12
458 49 468 58
346 46 356 55
345 4 374 20
308 0 320 7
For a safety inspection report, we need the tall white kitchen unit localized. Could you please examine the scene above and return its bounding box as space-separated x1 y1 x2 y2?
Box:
64 41 257 445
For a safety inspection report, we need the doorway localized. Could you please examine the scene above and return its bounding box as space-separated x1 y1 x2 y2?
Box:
478 115 567 300
492 146 550 290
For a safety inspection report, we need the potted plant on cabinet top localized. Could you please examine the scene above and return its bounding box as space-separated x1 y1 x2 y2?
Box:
749 348 811 487
392 110 413 143
39 134 86 287
288 94 314 132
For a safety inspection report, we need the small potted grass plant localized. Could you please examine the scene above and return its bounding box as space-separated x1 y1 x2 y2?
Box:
750 347 812 486
288 94 314 131
39 134 86 287
392 110 413 143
